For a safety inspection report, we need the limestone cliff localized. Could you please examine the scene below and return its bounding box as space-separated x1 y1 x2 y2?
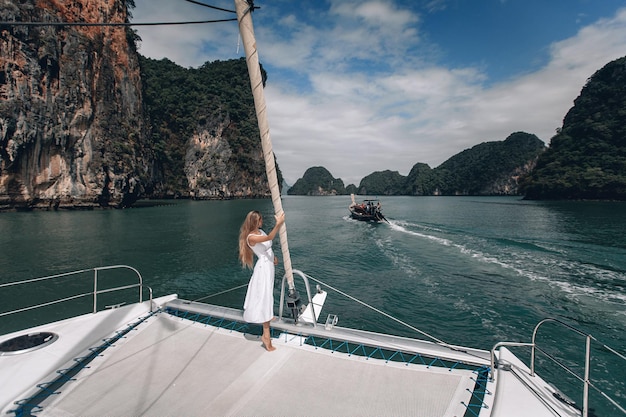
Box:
185 116 270 199
140 56 275 200
0 1 277 210
0 0 148 209
287 166 346 196
521 55 626 200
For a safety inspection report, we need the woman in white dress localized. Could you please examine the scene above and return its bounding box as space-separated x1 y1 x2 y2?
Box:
238 210 285 351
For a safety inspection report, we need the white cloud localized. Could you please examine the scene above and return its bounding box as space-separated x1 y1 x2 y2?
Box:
331 0 419 28
266 8 626 185
133 1 238 67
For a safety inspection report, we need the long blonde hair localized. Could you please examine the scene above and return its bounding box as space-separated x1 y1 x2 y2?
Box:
239 210 262 269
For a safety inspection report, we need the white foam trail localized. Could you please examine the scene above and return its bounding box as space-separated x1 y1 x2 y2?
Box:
387 220 452 246
386 219 626 305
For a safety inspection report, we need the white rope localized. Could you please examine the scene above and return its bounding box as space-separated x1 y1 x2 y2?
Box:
300 271 448 345
192 283 248 303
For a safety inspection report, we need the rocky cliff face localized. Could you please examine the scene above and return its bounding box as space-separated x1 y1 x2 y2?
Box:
185 122 234 199
139 55 274 201
0 0 148 210
185 117 268 200
0 1 278 210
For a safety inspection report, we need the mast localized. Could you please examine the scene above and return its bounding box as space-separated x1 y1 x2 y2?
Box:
234 0 295 289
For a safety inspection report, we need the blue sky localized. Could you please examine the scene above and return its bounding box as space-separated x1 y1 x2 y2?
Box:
132 0 626 186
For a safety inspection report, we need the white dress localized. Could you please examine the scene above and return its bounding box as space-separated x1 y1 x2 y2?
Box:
243 230 275 323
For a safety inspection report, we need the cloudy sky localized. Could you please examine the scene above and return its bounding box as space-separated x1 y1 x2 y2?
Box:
131 0 626 186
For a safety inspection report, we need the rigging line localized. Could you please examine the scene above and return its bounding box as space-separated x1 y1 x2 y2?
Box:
300 271 447 345
589 334 626 362
192 283 248 303
304 271 491 362
0 18 237 27
182 0 236 13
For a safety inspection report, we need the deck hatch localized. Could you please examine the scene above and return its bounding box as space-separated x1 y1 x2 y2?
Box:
0 332 58 356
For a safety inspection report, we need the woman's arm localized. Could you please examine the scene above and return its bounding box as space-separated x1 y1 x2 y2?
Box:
247 212 285 245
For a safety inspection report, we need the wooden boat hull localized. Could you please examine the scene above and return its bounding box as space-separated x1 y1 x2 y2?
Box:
349 209 386 222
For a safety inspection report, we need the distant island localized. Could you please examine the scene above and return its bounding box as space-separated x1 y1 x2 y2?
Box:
288 56 626 200
289 132 545 196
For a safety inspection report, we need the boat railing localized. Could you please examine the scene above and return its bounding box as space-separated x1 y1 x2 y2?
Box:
0 265 153 325
278 269 318 326
490 317 626 417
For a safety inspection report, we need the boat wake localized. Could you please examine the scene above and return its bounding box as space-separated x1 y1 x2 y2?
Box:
386 219 452 246
384 219 626 307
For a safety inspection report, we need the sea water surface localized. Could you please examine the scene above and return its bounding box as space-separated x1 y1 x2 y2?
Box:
1 196 625 415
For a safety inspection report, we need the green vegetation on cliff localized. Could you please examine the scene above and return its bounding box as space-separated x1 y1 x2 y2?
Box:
139 56 280 197
356 132 544 196
521 56 626 200
287 167 346 195
358 170 406 196
431 132 545 195
288 132 544 196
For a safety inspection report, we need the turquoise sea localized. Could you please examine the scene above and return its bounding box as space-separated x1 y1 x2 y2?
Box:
1 196 625 415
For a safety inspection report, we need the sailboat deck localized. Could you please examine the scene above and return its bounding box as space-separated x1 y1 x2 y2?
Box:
41 311 477 417
0 296 487 417
1 295 591 417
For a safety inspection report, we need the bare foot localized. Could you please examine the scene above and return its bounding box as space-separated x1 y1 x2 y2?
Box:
261 335 276 352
